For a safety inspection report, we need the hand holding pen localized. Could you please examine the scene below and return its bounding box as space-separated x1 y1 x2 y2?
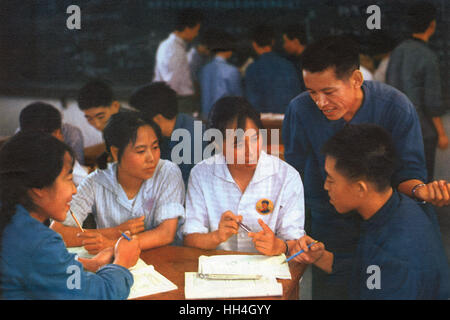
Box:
287 235 324 264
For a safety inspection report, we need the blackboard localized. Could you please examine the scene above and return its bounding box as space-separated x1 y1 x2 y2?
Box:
0 0 448 104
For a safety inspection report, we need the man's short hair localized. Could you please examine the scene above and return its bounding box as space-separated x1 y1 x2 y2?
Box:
174 9 203 32
322 124 396 192
77 80 114 111
129 82 178 120
301 35 360 79
407 1 437 34
251 24 275 47
282 24 307 45
19 102 62 134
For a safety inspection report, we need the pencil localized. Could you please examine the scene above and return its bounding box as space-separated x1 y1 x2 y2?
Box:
286 240 319 262
70 210 85 233
237 221 252 233
121 232 131 241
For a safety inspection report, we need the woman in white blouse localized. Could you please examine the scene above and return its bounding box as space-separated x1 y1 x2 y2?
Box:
51 112 185 253
183 96 305 255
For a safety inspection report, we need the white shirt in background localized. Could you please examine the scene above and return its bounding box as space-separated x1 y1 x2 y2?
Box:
154 33 194 96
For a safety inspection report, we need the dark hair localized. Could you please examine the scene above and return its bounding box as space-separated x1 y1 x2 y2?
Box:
197 27 221 48
322 124 396 192
407 1 437 34
251 24 275 47
302 35 360 79
174 9 203 31
103 111 162 164
209 30 236 53
282 24 307 45
129 82 178 120
77 80 114 110
19 102 62 134
0 132 74 250
207 96 263 136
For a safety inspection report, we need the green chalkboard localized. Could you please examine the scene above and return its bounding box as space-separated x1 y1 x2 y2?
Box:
0 0 448 104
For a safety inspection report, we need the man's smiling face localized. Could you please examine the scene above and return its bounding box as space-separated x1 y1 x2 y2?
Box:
303 67 362 122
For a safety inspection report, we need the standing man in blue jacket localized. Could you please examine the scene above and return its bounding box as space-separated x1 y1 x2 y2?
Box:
245 24 301 114
199 30 243 119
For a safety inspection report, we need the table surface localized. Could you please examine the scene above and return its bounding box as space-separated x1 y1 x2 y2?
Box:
135 245 307 300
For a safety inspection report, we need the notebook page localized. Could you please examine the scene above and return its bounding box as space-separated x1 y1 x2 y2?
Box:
67 246 177 298
198 254 291 279
184 272 282 299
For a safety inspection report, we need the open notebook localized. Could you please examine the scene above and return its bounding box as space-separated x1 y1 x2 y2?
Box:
185 254 290 299
185 272 282 299
67 246 177 299
198 254 291 279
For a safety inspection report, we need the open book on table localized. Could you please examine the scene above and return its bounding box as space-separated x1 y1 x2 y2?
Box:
67 246 177 299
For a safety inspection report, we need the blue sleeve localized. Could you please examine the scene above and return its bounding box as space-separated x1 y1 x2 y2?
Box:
28 233 133 300
384 93 427 185
282 99 310 176
228 68 243 97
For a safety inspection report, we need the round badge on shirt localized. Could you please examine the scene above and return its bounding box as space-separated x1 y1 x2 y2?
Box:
256 199 274 215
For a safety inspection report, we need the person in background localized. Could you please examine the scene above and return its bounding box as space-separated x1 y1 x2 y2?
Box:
19 102 88 186
51 112 185 253
386 1 449 181
368 30 396 83
187 28 216 87
291 124 450 300
0 132 140 299
77 79 122 168
245 24 301 114
282 23 308 92
129 81 207 186
199 29 243 119
154 9 203 114
183 97 305 255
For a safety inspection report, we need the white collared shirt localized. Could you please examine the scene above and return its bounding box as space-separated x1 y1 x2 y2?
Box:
183 151 305 253
64 159 185 241
154 33 194 96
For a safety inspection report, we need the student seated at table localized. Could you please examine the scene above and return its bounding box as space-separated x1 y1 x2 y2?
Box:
18 102 88 186
77 79 122 168
290 124 450 300
129 81 207 186
0 132 140 299
182 96 305 255
51 112 185 253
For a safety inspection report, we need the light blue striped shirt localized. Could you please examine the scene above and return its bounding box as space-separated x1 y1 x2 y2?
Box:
63 159 185 242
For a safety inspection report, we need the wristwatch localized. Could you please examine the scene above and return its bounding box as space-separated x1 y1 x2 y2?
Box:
411 183 427 204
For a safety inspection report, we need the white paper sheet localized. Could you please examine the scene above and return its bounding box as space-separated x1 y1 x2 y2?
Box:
184 272 282 299
198 254 291 279
67 246 177 299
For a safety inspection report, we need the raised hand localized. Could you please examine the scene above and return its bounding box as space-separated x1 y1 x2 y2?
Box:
248 219 286 256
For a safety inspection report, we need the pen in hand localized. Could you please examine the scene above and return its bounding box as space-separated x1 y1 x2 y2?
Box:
237 221 252 233
285 240 319 263
120 231 132 241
